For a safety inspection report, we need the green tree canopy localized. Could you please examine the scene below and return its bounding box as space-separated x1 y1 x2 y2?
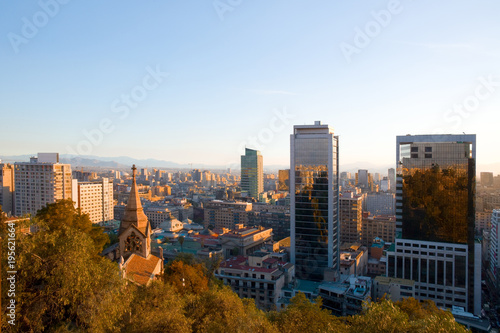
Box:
36 199 109 252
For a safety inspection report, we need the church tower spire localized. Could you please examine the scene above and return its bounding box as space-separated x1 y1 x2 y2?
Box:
118 165 151 259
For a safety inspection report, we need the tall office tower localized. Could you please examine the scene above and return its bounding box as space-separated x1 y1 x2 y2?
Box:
339 191 363 244
357 169 369 188
491 210 500 292
481 172 494 187
387 135 479 315
240 148 263 199
14 153 72 216
0 163 15 215
388 168 396 191
290 121 339 281
73 178 114 224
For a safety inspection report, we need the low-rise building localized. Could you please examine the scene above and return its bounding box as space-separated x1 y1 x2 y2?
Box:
204 200 252 229
318 275 372 316
219 224 273 257
215 251 294 310
373 276 415 302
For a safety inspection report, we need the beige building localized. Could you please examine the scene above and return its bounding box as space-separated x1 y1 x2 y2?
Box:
340 192 363 244
14 153 72 216
215 251 294 310
361 214 396 247
475 211 492 233
73 178 114 224
204 200 252 229
0 163 15 215
373 276 415 302
220 224 273 257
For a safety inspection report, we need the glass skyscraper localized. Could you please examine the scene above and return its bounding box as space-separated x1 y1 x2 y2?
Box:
240 148 263 199
387 134 480 315
290 121 339 281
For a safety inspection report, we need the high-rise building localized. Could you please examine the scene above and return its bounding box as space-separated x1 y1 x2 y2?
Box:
339 191 363 244
490 210 500 292
240 148 263 199
356 170 369 188
290 121 339 281
387 134 480 315
481 172 494 187
73 178 114 224
388 168 396 192
0 163 15 215
14 153 72 216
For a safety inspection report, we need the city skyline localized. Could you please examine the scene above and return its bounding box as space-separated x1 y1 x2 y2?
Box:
1 1 500 171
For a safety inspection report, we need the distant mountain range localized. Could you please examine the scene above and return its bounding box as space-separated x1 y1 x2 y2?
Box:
1 154 498 175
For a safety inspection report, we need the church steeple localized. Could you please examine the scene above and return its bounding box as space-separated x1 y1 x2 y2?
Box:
119 164 150 236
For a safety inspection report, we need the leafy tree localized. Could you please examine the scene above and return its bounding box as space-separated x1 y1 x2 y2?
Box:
36 199 109 252
126 282 192 333
269 292 347 333
2 224 130 332
185 286 276 333
348 297 469 333
164 260 209 295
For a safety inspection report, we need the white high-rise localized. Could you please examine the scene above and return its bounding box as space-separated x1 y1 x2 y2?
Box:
73 178 114 224
14 153 72 216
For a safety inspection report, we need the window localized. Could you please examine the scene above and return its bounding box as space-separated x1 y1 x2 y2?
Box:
425 147 432 152
411 147 418 152
425 154 432 158
411 153 418 158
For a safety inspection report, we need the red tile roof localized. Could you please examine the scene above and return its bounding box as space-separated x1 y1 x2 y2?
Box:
125 254 162 286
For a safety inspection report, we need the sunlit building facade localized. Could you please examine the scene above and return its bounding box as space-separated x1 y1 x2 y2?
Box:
386 134 480 315
290 121 339 281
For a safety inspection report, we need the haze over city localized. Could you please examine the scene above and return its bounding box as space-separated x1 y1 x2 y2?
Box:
1 1 500 173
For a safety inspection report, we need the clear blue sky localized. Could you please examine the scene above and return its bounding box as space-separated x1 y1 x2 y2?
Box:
1 1 499 171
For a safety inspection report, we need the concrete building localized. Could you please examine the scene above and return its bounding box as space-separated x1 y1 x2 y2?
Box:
318 275 372 316
361 214 396 247
219 224 273 257
0 163 15 215
241 148 263 199
356 169 369 188
373 276 415 302
340 192 363 244
215 252 295 310
475 211 492 234
481 172 494 187
339 243 368 276
388 168 396 192
203 200 252 229
387 134 480 315
364 192 395 215
290 121 339 281
73 178 114 224
14 153 72 216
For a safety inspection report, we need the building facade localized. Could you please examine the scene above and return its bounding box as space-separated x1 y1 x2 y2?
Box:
0 163 15 215
290 121 339 281
339 192 363 244
203 200 252 229
386 134 480 315
14 153 72 216
73 178 114 224
241 148 263 199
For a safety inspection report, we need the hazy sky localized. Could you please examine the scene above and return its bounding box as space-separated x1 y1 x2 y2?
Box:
1 1 499 171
